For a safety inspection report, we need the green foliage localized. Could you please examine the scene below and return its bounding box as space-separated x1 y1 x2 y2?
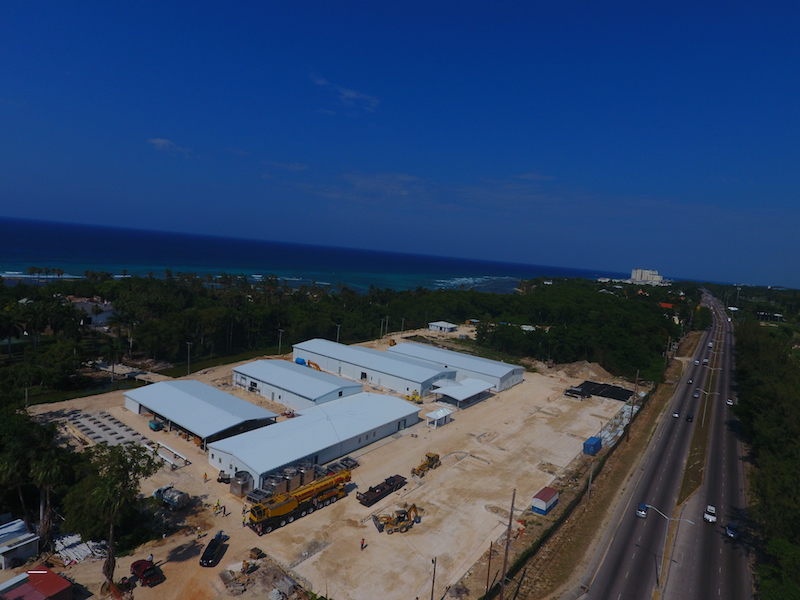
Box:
735 320 800 597
694 306 712 330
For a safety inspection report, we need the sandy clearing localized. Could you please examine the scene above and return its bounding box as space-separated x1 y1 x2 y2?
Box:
16 340 628 600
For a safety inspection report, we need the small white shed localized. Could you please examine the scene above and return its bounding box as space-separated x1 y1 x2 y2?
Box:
426 407 453 429
0 519 39 570
428 321 458 333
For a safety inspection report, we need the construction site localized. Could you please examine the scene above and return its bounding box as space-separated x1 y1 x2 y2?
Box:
18 327 639 600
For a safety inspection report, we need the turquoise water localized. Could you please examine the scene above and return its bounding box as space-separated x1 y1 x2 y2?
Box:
0 217 629 293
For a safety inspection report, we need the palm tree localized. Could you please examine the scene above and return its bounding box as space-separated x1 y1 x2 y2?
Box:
31 440 70 550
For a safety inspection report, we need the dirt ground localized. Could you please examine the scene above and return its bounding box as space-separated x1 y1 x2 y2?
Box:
6 328 636 600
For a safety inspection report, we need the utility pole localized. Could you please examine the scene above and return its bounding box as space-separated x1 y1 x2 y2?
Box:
186 342 192 376
485 541 493 594
499 489 516 600
430 557 437 600
335 324 341 344
401 317 405 339
278 329 284 355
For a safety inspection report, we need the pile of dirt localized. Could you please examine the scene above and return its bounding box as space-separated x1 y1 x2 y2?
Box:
558 360 614 381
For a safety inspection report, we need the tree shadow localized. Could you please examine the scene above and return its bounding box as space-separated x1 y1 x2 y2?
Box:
166 540 203 563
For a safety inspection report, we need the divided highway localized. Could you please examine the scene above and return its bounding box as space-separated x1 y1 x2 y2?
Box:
584 295 750 600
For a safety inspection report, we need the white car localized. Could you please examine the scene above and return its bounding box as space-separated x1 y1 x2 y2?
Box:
726 398 734 406
703 505 717 523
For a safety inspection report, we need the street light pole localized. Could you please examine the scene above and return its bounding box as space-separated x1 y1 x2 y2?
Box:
278 329 284 355
186 342 192 376
335 324 341 344
430 557 437 600
646 504 694 588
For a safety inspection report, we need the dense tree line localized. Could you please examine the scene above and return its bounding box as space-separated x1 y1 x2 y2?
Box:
0 273 698 407
734 320 800 598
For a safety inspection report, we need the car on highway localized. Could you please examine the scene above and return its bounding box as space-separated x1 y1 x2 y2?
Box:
200 532 226 567
693 390 700 398
694 359 700 366
727 398 734 406
672 411 680 418
636 503 649 518
686 414 694 422
130 560 165 587
687 378 693 384
725 522 739 539
703 505 717 523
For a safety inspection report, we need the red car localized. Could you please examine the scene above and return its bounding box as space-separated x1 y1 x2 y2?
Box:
130 559 165 587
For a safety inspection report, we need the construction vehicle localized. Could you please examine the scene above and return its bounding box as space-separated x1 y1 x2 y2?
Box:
372 504 421 534
249 469 351 535
357 474 407 507
307 360 322 371
152 485 189 510
404 390 422 404
389 339 397 346
411 453 441 477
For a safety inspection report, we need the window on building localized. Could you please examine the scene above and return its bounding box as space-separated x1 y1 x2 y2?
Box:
338 391 343 397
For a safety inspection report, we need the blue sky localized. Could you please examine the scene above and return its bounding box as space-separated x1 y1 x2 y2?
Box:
2 2 799 287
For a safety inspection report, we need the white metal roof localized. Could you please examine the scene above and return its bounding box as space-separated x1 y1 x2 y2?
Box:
387 342 523 379
429 321 458 328
208 392 419 476
125 381 277 439
425 407 453 420
294 339 454 383
0 519 38 554
432 378 494 401
233 359 362 401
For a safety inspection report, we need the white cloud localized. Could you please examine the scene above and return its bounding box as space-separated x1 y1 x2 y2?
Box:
147 138 189 154
310 73 379 113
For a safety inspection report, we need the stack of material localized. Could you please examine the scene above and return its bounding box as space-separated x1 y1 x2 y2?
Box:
54 534 106 565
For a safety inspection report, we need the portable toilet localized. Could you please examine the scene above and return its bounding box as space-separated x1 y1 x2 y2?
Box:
532 486 559 515
583 436 602 456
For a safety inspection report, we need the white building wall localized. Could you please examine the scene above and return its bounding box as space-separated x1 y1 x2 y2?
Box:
124 396 142 414
233 370 359 411
293 347 447 396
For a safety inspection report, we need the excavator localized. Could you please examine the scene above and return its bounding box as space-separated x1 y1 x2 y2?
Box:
411 453 441 477
372 504 421 534
307 361 322 371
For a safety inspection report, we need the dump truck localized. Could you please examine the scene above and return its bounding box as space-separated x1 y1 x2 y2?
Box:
373 504 421 534
411 453 441 477
152 485 189 510
357 475 407 507
249 469 351 535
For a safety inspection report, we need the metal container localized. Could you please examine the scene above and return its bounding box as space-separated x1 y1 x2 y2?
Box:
283 467 302 492
229 471 254 497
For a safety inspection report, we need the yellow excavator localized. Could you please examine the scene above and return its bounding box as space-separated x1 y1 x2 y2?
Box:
411 453 441 477
372 504 421 534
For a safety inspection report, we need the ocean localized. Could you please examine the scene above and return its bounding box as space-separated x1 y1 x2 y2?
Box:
0 217 629 293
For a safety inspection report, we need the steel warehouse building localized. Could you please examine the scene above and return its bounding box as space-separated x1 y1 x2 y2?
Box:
208 392 419 488
232 359 363 411
386 342 524 392
293 339 456 396
124 381 278 449
0 520 39 571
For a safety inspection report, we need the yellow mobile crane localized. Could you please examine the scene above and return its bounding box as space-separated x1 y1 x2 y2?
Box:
249 469 351 535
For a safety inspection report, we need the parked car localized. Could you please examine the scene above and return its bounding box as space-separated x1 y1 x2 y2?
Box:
636 502 649 518
130 560 165 587
200 532 226 567
703 505 717 523
725 522 739 539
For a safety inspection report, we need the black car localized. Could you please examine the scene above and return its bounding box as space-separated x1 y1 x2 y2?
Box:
686 414 694 422
199 533 225 567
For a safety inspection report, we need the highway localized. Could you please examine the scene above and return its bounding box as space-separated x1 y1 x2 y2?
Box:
664 298 751 600
584 294 750 600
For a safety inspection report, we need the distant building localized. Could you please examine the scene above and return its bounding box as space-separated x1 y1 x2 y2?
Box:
428 321 458 333
630 269 663 284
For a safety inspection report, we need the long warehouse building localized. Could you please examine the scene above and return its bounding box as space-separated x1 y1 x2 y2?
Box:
293 338 456 396
124 381 278 449
386 341 524 391
233 359 363 410
207 392 419 487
